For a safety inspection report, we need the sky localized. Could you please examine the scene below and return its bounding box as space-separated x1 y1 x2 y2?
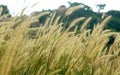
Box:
0 0 120 15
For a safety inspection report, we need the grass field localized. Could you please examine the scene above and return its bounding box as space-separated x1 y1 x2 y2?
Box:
0 7 120 75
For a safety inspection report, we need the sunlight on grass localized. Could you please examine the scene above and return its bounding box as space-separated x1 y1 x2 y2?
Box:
0 6 120 75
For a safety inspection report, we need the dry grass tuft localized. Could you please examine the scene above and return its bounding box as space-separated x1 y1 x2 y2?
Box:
65 5 82 16
0 10 120 75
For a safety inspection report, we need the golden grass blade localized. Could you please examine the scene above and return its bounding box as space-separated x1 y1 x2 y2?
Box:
20 7 27 16
34 11 50 20
0 17 31 75
53 16 61 26
100 16 112 28
65 6 82 16
49 12 56 25
0 7 3 16
49 69 62 75
66 17 85 32
31 2 39 8
80 17 92 31
94 55 113 65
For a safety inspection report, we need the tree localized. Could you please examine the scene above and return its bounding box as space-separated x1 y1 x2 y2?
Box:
57 5 67 15
68 2 92 11
68 2 81 7
0 5 10 16
107 10 120 18
96 4 106 13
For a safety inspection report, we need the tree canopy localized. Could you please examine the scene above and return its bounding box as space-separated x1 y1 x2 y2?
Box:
0 5 10 16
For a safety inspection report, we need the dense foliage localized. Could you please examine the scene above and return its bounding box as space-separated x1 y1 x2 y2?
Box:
36 2 120 32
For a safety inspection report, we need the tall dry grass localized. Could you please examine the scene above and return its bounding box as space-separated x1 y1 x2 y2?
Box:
0 6 120 75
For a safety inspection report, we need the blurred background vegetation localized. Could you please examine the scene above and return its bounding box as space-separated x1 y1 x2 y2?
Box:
0 2 120 31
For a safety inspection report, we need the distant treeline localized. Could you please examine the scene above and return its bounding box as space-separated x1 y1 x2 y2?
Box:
1 2 120 31
38 2 120 32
